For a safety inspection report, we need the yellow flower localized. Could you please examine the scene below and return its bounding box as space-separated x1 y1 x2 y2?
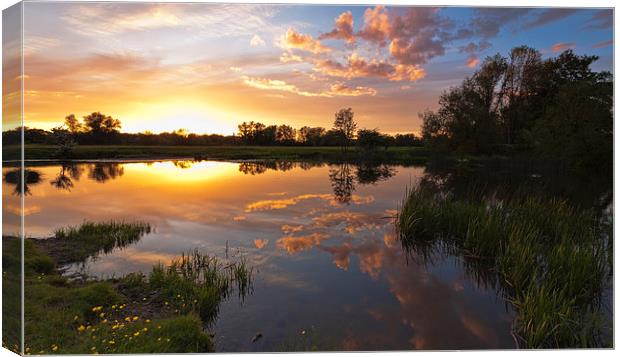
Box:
99 312 105 318
166 338 171 342
73 315 79 321
25 347 30 353
91 306 103 312
164 301 169 305
142 327 148 332
176 294 181 298
132 316 139 321
78 325 86 332
133 331 140 337
111 305 117 309
157 337 162 342
91 347 96 351
108 340 115 345
101 319 108 324
145 319 151 323
157 325 161 329
124 317 131 322
51 345 59 352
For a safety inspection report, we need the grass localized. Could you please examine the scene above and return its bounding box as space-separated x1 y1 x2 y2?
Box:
396 187 611 348
3 144 430 164
36 221 151 265
2 221 254 354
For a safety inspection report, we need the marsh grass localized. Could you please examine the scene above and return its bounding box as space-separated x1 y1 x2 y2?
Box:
46 221 151 264
397 187 611 348
120 249 253 326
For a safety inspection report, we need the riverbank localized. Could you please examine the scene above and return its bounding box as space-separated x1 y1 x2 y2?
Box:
2 145 430 164
2 222 252 354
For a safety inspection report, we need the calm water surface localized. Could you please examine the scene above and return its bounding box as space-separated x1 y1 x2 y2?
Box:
3 160 516 351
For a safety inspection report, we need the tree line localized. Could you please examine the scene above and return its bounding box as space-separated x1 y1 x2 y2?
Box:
2 108 422 150
421 47 612 171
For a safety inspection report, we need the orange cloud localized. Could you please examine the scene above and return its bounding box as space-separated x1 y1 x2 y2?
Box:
315 53 425 82
358 6 391 45
276 233 330 254
281 28 331 54
254 239 269 249
241 76 377 98
280 52 303 63
465 55 480 68
320 11 355 44
328 82 377 97
551 42 576 52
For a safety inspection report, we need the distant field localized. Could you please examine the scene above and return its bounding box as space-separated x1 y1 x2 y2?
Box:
2 144 430 163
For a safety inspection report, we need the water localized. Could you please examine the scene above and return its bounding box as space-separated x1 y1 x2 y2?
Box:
4 160 522 350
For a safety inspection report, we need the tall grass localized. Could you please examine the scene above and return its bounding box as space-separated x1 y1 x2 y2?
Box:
144 249 253 325
52 221 151 263
396 187 611 348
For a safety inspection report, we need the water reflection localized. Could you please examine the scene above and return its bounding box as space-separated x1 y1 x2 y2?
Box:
3 167 43 196
7 159 582 350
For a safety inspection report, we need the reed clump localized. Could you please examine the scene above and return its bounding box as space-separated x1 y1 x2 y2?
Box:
397 187 610 348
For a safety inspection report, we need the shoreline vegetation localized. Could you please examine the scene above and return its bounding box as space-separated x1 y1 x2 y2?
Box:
2 222 253 355
396 187 612 348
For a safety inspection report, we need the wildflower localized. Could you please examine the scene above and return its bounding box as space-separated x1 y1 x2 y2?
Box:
157 325 161 329
108 340 115 345
99 312 105 318
73 315 79 321
142 297 146 301
132 316 139 321
90 347 96 351
145 319 151 323
124 317 131 322
111 305 117 309
25 347 30 353
176 294 181 298
78 325 86 332
101 319 108 324
142 327 148 332
164 301 169 305
133 331 140 337
166 338 171 342
51 345 59 352
91 306 103 312
157 337 162 342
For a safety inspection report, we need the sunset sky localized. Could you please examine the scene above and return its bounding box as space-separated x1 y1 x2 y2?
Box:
6 3 614 135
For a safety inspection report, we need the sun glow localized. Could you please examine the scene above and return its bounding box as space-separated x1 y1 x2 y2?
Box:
121 102 238 135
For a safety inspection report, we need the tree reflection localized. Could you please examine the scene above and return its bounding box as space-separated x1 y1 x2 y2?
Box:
50 163 84 191
355 163 396 185
3 167 43 196
88 163 124 183
329 163 355 204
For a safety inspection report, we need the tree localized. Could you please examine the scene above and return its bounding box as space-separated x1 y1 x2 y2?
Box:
356 128 384 151
82 112 121 144
64 114 83 134
276 125 296 144
333 108 357 151
299 126 325 146
51 126 76 158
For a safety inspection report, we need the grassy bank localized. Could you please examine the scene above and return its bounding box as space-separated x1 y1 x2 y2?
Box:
396 187 612 348
2 222 252 354
2 144 429 164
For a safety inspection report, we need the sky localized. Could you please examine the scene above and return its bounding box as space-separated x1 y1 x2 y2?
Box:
3 3 614 135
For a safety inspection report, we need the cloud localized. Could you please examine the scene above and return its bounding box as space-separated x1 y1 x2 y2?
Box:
592 39 613 49
279 52 303 63
582 10 613 30
389 35 444 66
465 56 480 68
250 34 266 47
254 239 269 249
276 233 330 254
526 9 578 28
357 6 391 45
280 28 331 54
229 66 242 72
245 192 375 211
328 83 377 97
242 76 377 98
551 42 576 53
320 11 355 44
314 53 425 82
470 8 531 38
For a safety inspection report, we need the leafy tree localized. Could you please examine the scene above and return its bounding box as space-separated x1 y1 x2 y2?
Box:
333 108 357 151
51 126 76 158
276 125 296 144
64 114 83 134
357 128 385 151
